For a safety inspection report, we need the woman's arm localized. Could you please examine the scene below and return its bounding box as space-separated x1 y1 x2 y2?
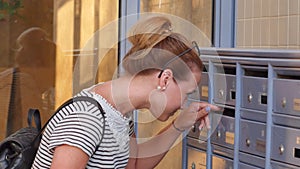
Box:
50 145 89 169
127 122 181 169
128 102 219 169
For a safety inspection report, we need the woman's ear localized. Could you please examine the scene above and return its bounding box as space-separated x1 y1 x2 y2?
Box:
158 69 173 89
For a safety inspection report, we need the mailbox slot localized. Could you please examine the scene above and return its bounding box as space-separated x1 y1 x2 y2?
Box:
294 148 300 158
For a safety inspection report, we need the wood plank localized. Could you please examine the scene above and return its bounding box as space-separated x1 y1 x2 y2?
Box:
0 68 13 140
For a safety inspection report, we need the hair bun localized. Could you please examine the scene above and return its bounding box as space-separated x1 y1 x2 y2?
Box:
127 16 173 58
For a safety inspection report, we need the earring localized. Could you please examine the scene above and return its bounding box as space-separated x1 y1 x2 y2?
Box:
157 86 161 90
162 86 166 90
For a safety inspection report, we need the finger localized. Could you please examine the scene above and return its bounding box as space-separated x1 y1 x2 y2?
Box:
199 118 205 130
196 106 210 120
204 115 211 129
198 102 221 111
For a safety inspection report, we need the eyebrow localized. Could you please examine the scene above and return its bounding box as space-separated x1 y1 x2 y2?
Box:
158 41 200 78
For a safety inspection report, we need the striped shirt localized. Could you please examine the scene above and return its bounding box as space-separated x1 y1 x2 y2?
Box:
32 89 133 169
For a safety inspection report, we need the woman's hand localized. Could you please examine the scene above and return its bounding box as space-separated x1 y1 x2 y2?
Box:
173 102 220 131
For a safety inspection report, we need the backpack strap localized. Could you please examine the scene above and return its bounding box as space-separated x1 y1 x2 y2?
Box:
31 96 105 146
27 109 42 131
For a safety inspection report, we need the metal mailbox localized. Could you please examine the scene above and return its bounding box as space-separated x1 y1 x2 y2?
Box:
212 144 234 159
242 76 268 111
187 147 207 169
239 119 266 157
189 65 209 102
271 160 299 169
271 125 300 167
199 72 209 102
182 48 300 169
212 155 233 169
239 152 265 168
274 78 300 117
273 113 300 129
187 137 207 151
188 120 209 143
214 73 236 106
240 109 266 123
239 163 262 169
211 108 235 149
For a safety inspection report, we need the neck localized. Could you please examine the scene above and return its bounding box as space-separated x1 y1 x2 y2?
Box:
93 75 155 115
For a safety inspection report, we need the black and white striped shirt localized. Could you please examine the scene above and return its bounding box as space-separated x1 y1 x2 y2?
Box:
32 89 133 169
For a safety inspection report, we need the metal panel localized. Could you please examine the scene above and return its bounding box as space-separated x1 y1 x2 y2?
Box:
239 119 266 157
188 120 210 143
271 125 300 167
242 76 268 111
240 109 266 123
212 144 234 159
212 155 233 169
274 79 300 117
183 48 300 169
187 146 207 169
239 162 262 169
273 113 300 129
187 137 208 151
211 110 235 149
213 74 236 106
271 161 300 169
200 72 209 102
189 71 209 102
239 152 265 168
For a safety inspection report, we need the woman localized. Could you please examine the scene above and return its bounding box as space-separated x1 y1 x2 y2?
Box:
32 16 219 169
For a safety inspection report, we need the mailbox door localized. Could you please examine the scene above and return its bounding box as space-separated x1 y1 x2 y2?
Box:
271 125 300 167
240 119 266 157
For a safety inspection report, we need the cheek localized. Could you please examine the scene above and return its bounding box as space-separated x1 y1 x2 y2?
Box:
166 85 183 108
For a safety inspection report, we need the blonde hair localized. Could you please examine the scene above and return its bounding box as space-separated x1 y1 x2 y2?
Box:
122 16 203 81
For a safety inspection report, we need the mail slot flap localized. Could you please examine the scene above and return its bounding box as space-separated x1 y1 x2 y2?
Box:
239 152 265 168
271 160 300 169
212 155 233 169
187 137 207 151
214 73 236 106
241 108 267 123
273 113 300 129
242 76 268 111
271 125 300 166
211 114 235 149
212 144 234 159
187 146 207 169
240 119 267 157
274 79 300 117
